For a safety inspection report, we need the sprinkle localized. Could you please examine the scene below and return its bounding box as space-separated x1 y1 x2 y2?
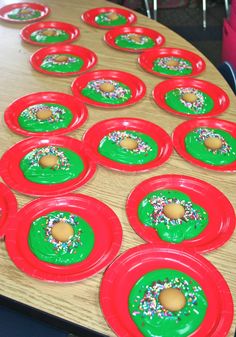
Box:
194 128 231 155
45 212 82 253
107 130 152 153
132 311 141 316
26 146 70 170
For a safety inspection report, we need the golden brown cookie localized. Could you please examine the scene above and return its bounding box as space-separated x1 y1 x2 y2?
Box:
119 137 138 150
204 137 223 150
36 108 53 120
166 59 179 67
54 55 69 63
39 154 58 168
20 8 32 14
130 34 143 43
163 203 185 220
51 221 74 242
99 82 115 93
159 288 186 312
182 93 197 103
106 12 119 21
42 29 57 37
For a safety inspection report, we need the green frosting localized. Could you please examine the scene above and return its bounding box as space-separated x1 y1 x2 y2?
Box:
138 189 208 243
7 7 41 20
95 12 127 26
185 127 236 165
81 80 131 104
40 54 84 73
115 34 155 50
28 211 94 265
129 268 208 337
165 88 214 115
153 57 192 75
30 29 70 43
18 103 73 132
20 146 84 184
98 130 158 165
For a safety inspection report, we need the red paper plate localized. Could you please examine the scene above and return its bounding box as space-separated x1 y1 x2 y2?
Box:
0 136 96 197
5 193 122 282
0 2 50 23
172 118 236 172
30 44 97 77
71 69 146 108
126 174 235 253
100 244 234 337
0 182 17 239
104 26 165 53
153 78 230 118
138 47 206 77
21 21 80 46
81 7 137 29
4 91 88 137
82 118 172 172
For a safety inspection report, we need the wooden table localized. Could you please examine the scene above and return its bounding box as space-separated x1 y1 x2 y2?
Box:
0 0 235 336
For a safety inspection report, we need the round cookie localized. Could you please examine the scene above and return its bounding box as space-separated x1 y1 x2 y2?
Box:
163 203 185 220
99 82 115 93
166 59 179 67
51 221 74 242
42 29 57 37
119 137 138 150
159 288 186 312
130 34 143 43
204 137 223 150
106 12 119 21
20 8 32 15
36 108 53 120
182 93 198 103
54 55 69 63
39 154 58 168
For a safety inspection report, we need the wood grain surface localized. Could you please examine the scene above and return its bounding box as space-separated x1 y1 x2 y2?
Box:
0 0 235 336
